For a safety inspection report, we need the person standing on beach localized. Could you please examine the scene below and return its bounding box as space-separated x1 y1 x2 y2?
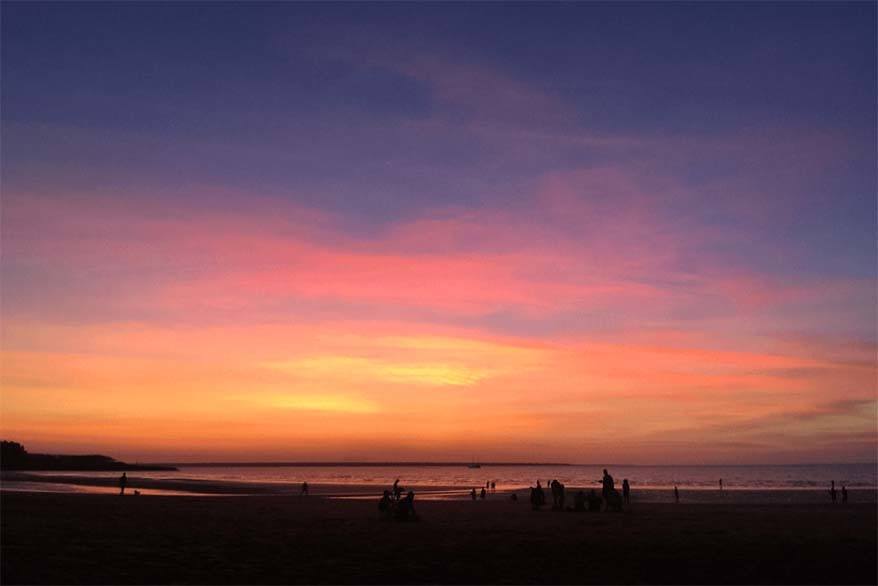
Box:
674 485 679 503
530 486 543 510
600 469 614 505
471 488 477 500
480 487 487 499
622 479 630 505
719 478 723 493
830 480 837 503
300 481 309 496
401 490 416 520
118 472 127 496
531 481 546 510
841 485 848 503
491 481 496 493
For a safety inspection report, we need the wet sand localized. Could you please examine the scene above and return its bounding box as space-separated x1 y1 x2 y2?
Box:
0 473 472 498
2 491 875 584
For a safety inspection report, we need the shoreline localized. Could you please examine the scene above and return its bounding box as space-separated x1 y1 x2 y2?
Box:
3 472 875 503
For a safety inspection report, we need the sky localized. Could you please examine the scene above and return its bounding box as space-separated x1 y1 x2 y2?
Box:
1 2 876 464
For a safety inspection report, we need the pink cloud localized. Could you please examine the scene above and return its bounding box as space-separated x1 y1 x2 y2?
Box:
3 182 870 331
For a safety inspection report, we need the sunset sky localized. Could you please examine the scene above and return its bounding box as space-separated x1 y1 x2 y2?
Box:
1 3 875 464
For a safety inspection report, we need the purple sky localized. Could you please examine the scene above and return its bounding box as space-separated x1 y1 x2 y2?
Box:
1 3 876 462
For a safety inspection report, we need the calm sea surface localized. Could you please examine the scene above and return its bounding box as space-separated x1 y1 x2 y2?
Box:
20 463 877 490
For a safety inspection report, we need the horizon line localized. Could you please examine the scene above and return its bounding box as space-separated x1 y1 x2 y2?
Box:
146 460 878 468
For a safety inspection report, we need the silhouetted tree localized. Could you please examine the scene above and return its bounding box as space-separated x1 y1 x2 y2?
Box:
1 440 29 468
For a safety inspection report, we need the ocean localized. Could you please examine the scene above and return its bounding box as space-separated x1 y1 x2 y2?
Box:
10 462 876 492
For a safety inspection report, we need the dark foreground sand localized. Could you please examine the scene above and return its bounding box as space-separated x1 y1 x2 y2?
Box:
2 491 875 585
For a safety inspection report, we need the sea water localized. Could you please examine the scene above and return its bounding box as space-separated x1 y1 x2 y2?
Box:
14 462 876 490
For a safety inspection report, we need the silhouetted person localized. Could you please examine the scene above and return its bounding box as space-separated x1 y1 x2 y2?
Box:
480 487 487 499
378 490 392 517
491 481 496 493
842 485 848 503
550 479 560 509
830 480 837 503
510 492 518 502
486 480 490 489
404 490 416 518
719 478 723 493
395 491 416 521
600 469 614 508
471 488 477 501
300 481 309 496
119 472 127 496
622 479 630 504
674 485 680 503
536 481 546 507
531 483 546 510
393 478 402 500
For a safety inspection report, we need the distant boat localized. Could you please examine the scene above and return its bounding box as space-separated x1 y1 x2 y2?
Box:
467 458 481 469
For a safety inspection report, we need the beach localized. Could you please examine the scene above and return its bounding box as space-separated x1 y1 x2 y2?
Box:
2 490 875 584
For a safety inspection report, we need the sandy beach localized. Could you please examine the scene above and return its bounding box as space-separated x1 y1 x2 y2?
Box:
2 490 875 584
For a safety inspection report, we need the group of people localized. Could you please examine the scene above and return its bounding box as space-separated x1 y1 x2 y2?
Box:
378 478 417 521
122 471 854 507
527 469 630 512
469 480 498 500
